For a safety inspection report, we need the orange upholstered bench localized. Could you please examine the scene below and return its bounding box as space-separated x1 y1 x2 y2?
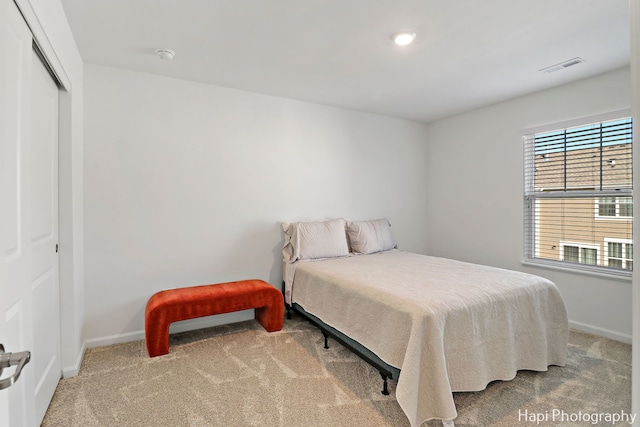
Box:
145 279 284 357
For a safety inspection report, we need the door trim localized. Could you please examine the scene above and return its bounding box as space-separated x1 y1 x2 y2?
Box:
13 0 70 90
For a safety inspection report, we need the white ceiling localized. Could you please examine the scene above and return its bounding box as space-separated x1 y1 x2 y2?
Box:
60 0 630 123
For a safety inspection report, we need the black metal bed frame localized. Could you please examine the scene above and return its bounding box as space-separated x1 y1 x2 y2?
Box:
284 282 400 395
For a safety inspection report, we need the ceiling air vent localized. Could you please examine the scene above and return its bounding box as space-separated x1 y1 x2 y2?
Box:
539 57 585 73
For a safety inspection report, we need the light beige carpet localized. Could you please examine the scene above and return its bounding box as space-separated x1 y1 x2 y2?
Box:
42 316 631 427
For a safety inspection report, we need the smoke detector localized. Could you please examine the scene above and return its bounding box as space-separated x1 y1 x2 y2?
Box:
539 57 584 73
155 49 175 61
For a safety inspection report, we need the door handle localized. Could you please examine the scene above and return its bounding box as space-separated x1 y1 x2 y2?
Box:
0 344 31 391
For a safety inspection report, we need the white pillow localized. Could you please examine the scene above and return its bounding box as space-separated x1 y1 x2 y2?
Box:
282 218 349 262
346 218 397 254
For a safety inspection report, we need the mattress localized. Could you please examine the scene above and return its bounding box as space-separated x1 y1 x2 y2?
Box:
288 251 568 426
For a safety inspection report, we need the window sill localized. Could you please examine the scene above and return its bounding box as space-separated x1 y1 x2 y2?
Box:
522 259 632 282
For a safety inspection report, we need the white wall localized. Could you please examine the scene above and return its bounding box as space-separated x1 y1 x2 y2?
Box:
17 0 85 377
425 67 633 342
83 64 430 344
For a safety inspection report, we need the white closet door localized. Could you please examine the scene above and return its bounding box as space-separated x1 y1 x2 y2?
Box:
30 39 61 427
0 0 61 425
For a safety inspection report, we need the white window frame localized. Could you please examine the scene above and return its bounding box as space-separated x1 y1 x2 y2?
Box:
595 196 633 219
604 238 633 269
523 109 633 278
559 242 600 266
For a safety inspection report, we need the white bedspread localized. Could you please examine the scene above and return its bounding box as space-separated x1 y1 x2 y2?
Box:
290 251 568 426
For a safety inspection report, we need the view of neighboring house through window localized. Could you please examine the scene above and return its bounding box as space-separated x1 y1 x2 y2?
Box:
524 112 633 275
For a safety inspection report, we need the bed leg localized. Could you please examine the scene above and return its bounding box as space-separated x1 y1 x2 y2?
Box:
286 305 292 320
322 333 329 349
380 372 390 396
442 420 455 427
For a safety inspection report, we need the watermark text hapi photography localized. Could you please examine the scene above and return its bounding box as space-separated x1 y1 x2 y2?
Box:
519 409 636 425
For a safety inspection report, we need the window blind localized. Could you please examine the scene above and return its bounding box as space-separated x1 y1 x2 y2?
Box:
524 116 633 274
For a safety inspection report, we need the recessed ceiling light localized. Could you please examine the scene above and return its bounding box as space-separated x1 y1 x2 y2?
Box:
155 49 175 61
391 31 416 46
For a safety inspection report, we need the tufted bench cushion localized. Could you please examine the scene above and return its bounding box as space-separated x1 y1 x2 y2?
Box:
145 279 284 357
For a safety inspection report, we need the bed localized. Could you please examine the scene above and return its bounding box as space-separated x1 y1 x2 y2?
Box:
282 218 568 427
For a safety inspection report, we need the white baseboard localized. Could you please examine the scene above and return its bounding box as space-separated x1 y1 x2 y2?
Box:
84 310 254 350
61 341 87 379
168 310 254 334
65 313 624 379
569 319 632 344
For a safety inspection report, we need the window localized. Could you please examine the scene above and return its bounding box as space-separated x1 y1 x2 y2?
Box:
560 242 599 265
598 197 617 217
604 239 633 270
524 111 633 275
596 196 632 218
